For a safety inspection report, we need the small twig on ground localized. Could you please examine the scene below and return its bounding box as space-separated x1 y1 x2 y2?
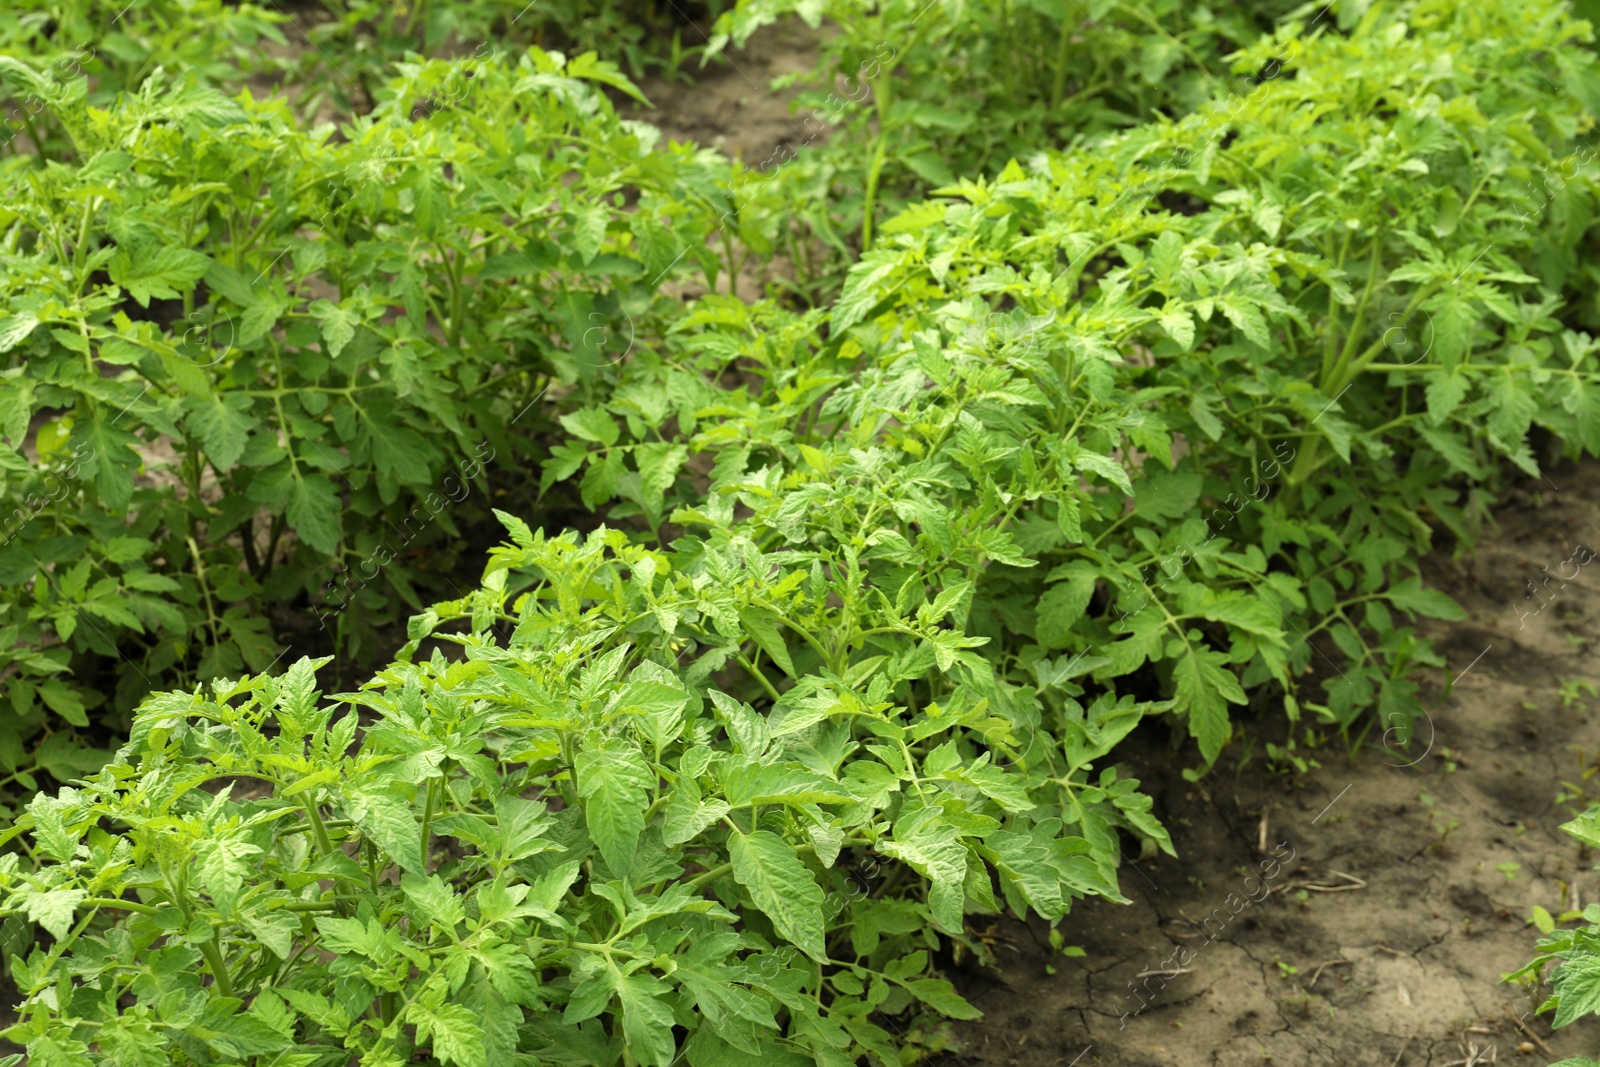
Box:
1280 868 1368 894
1135 967 1193 978
1307 958 1353 987
1389 1034 1412 1067
1506 1009 1555 1057
1258 809 1269 854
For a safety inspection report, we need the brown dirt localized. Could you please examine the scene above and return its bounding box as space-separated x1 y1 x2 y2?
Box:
933 458 1600 1066
623 20 826 164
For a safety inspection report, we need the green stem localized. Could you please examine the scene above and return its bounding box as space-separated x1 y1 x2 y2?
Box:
1324 229 1384 392
420 777 440 873
688 861 732 889
1051 1 1075 107
860 65 894 252
272 899 342 912
736 653 782 702
302 798 336 857
82 896 159 915
199 936 235 998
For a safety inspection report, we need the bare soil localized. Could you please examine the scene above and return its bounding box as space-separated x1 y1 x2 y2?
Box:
935 458 1600 1067
623 20 825 164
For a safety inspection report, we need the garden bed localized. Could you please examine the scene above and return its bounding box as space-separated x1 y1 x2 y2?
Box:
5 1 1600 1064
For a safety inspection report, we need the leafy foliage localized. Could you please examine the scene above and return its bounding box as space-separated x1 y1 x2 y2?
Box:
7 0 1600 1061
1508 810 1600 1066
550 0 1600 764
706 0 1301 298
0 498 1169 1062
0 49 729 793
0 0 718 138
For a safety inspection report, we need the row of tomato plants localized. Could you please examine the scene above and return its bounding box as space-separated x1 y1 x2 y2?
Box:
4 0 1600 1062
0 0 1317 792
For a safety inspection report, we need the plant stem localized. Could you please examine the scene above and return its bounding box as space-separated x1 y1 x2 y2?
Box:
860 59 895 252
688 861 732 889
736 652 782 702
420 777 440 872
199 936 235 998
302 798 336 857
82 897 159 915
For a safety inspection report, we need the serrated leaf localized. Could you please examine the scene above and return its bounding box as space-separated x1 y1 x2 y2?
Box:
1552 954 1600 1028
738 608 795 678
903 977 981 1019
1173 646 1244 764
1200 595 1286 646
576 738 653 877
1385 577 1466 620
346 787 424 873
408 1002 486 1067
187 396 252 469
20 887 84 940
288 473 342 556
109 245 211 307
613 973 677 1067
728 829 826 961
310 299 358 358
879 807 967 934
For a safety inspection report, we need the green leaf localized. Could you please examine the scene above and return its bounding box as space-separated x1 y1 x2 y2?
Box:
570 202 608 265
560 407 620 446
27 793 79 862
310 299 358 358
738 608 795 678
24 1035 94 1067
880 806 967 934
833 251 900 331
567 50 650 105
1132 471 1202 520
238 300 284 345
1159 307 1195 350
0 376 33 446
728 829 826 961
576 738 653 877
1427 295 1476 369
1385 577 1466 620
1173 646 1245 764
1552 954 1600 1028
81 410 142 512
903 977 981 1019
288 473 341 555
242 908 299 959
0 309 40 353
663 791 730 847
613 973 677 1067
186 396 252 469
202 261 262 307
38 681 88 727
1423 370 1466 425
365 414 433 483
409 1002 486 1067
957 759 1035 814
1200 595 1286 647
20 887 84 940
1218 294 1270 348
346 787 424 873
196 837 261 920
109 244 211 307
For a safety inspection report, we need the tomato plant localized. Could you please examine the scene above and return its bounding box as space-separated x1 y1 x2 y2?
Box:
0 49 729 794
